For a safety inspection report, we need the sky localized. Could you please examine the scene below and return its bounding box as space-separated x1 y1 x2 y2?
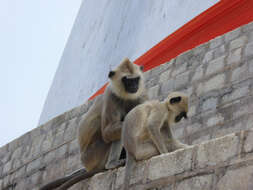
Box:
0 0 82 147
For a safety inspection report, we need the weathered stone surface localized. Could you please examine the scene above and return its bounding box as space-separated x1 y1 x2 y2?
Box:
231 63 248 82
147 147 193 181
202 97 218 111
225 27 241 42
227 48 242 64
175 175 213 190
229 36 247 50
192 65 204 81
244 130 253 153
216 166 253 190
196 134 239 168
204 74 225 93
206 56 225 75
148 85 160 100
206 114 224 127
245 41 253 57
89 171 115 190
26 158 41 173
210 36 224 49
115 160 147 189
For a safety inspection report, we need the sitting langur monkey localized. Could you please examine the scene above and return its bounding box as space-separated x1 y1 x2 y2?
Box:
122 92 189 190
40 58 148 190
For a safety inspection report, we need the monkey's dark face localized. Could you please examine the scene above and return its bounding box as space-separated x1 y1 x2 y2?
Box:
175 111 187 123
108 59 144 97
121 75 140 93
167 92 189 123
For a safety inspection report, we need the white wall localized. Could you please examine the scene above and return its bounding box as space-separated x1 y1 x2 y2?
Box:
39 0 218 125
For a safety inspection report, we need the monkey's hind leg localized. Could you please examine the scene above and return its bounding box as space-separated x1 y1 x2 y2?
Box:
123 151 136 190
105 140 126 169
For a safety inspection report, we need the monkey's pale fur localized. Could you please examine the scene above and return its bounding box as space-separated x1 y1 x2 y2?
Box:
122 92 189 190
78 58 148 172
40 58 148 190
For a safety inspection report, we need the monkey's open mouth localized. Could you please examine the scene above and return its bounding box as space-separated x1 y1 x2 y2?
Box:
122 76 140 93
175 111 187 123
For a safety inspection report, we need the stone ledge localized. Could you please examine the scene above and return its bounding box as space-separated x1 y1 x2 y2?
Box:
79 129 253 190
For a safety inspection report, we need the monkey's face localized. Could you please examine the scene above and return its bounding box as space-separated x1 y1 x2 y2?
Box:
121 74 140 93
108 58 144 99
166 92 188 123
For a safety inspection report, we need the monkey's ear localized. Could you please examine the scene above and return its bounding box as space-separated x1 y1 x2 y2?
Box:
108 71 116 78
170 96 181 104
140 65 144 71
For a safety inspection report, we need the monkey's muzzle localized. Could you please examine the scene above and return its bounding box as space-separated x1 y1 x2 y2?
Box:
122 76 140 93
175 111 187 123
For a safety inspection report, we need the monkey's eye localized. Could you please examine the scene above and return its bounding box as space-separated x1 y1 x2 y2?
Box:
170 96 181 104
108 71 116 78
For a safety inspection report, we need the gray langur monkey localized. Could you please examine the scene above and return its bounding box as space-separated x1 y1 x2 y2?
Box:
122 92 189 190
40 58 148 190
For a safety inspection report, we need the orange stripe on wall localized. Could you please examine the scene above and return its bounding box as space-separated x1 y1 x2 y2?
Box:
89 0 253 100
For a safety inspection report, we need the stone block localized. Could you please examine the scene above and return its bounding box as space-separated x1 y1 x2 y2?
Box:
249 59 253 74
210 36 223 49
202 97 218 111
43 150 55 164
68 139 79 155
171 61 187 77
231 62 248 82
175 175 213 190
206 56 225 75
148 85 160 100
225 27 241 42
52 123 66 147
14 166 26 180
174 71 190 89
31 171 42 186
160 79 175 95
221 85 249 104
55 144 68 159
147 147 193 181
206 114 224 127
242 21 253 32
159 69 172 83
89 170 115 190
192 65 204 81
244 41 253 57
244 130 253 153
213 45 225 58
66 155 81 173
229 36 247 50
115 160 147 189
187 122 202 134
196 134 239 168
192 135 210 145
203 50 213 63
203 74 225 93
26 158 41 174
41 132 53 153
64 118 78 142
3 160 12 175
227 48 242 65
216 166 253 190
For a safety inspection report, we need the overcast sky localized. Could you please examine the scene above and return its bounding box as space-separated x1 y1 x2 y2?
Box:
0 0 82 147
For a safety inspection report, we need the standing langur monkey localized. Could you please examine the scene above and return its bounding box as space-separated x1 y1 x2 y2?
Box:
40 58 148 190
122 92 189 190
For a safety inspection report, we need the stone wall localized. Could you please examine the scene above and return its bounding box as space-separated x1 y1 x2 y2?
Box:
1 21 253 189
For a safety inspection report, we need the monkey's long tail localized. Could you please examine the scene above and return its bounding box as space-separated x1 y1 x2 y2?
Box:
39 168 86 190
55 168 106 190
123 152 136 190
